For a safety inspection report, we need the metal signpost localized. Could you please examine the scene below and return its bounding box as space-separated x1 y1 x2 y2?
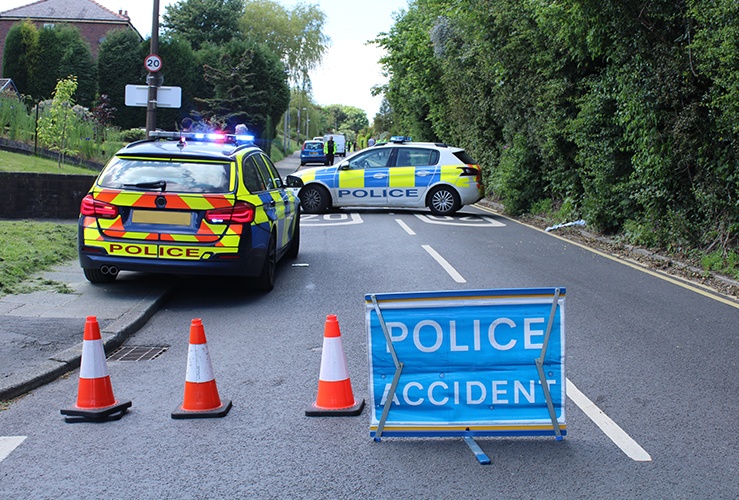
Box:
145 0 161 138
366 287 566 464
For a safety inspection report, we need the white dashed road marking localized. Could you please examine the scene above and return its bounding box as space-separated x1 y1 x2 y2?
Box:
422 245 466 283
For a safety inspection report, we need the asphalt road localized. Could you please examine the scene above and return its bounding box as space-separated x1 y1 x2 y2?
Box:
0 165 737 497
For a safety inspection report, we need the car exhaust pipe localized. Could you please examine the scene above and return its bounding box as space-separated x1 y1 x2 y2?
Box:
100 265 119 276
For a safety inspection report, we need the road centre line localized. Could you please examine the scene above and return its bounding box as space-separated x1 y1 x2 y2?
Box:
0 436 27 463
422 245 466 283
395 219 416 235
474 205 739 309
566 379 652 462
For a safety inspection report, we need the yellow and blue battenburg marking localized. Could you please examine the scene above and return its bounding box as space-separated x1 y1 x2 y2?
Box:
298 165 473 189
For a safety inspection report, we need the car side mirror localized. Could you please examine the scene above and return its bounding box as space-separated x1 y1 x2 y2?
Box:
285 175 304 188
338 161 350 170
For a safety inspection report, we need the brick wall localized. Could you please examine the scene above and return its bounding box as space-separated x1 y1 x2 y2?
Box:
0 172 95 219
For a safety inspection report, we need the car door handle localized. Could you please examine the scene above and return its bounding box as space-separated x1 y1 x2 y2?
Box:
372 173 388 179
416 171 433 176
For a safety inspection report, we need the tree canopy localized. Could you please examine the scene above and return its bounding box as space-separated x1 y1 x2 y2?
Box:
162 0 245 51
376 0 738 256
239 0 330 86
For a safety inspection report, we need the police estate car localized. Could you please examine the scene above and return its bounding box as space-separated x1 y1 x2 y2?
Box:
293 137 483 215
78 131 302 291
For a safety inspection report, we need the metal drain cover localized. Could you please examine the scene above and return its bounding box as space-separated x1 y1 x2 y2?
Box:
107 345 169 361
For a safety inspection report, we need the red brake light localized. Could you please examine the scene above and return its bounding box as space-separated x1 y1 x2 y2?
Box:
205 201 255 224
80 194 119 218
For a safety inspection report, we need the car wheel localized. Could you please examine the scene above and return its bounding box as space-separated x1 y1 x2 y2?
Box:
83 267 117 284
285 212 300 259
255 233 276 292
427 185 461 215
299 184 330 213
300 162 305 166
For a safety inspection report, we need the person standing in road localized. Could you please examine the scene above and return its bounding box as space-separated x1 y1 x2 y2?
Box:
326 135 336 165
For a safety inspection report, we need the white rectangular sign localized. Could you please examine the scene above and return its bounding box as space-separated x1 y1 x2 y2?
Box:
125 85 182 108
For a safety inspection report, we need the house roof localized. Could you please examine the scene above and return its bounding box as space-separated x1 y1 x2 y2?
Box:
0 0 130 23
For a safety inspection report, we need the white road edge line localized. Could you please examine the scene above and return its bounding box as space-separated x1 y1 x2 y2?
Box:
395 219 416 235
566 379 652 462
422 245 466 283
0 436 27 463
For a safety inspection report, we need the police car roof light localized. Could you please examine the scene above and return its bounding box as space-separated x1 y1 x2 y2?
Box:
390 135 412 143
149 131 256 145
149 131 181 140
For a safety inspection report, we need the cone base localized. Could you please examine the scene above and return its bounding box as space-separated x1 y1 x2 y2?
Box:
305 398 365 417
61 400 132 423
172 399 232 419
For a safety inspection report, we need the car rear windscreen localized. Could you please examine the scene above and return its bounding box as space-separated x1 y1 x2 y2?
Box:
98 158 232 193
304 142 323 151
453 150 478 165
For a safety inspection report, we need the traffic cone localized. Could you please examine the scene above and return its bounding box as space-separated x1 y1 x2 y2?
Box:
306 314 364 416
60 316 131 423
172 318 232 419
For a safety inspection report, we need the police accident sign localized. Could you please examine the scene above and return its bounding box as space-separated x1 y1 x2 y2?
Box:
366 288 566 438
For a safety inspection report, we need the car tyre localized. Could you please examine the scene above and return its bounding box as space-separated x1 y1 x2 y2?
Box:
299 184 330 213
285 212 300 259
255 233 276 291
428 185 461 215
83 267 117 284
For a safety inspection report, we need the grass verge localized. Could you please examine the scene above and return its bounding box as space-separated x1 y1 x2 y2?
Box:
0 220 78 296
0 150 96 175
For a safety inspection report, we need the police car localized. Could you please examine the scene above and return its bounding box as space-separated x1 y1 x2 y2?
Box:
78 131 302 291
293 136 484 215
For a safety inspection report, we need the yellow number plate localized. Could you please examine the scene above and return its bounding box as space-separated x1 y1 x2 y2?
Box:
132 210 191 226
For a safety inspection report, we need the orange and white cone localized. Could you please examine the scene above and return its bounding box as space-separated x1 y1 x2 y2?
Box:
172 318 232 419
60 316 131 423
306 314 364 416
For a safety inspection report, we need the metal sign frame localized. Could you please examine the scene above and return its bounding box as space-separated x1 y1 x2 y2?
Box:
366 287 566 460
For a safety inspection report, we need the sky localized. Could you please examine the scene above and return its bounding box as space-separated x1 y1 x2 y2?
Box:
3 0 408 119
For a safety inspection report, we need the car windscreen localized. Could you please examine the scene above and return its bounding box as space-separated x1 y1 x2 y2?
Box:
304 142 323 151
98 158 232 193
453 150 478 165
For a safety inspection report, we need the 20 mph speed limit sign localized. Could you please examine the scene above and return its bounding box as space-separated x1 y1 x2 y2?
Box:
145 54 162 72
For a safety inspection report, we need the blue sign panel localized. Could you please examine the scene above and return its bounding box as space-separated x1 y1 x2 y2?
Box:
365 288 566 438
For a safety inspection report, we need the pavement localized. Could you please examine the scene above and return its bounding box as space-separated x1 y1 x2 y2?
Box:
0 260 177 400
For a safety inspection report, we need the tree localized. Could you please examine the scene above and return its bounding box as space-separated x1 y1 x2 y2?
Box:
97 29 146 129
57 26 97 107
162 0 245 51
194 40 289 149
154 34 200 130
33 25 97 106
321 104 368 134
37 76 78 167
240 0 330 86
2 20 39 96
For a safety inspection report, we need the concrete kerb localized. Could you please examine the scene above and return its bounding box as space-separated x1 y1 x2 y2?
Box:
0 286 176 401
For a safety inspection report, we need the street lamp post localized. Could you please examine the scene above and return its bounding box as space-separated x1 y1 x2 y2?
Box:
296 107 301 145
306 117 310 139
298 108 306 143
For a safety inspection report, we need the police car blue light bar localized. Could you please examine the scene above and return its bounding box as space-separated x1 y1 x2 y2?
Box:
149 131 255 144
390 136 412 143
